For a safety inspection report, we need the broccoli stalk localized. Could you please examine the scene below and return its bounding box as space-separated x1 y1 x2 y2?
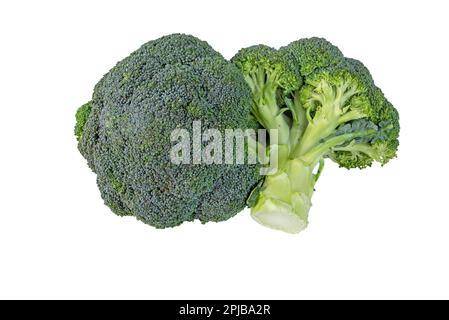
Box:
233 39 399 233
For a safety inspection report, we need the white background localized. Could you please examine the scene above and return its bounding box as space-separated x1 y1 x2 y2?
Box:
0 0 448 299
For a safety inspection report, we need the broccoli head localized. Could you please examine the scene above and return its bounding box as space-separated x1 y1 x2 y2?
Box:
76 34 261 228
233 38 400 233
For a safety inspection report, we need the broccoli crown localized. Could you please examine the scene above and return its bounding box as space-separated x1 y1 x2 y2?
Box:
280 37 345 76
76 34 261 228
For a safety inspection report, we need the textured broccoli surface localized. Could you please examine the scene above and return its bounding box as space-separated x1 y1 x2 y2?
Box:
76 34 400 234
76 34 261 228
233 37 400 233
74 102 92 141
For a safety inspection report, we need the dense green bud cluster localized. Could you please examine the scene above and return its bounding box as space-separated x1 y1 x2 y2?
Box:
76 34 261 228
74 102 92 141
232 45 302 93
280 37 345 76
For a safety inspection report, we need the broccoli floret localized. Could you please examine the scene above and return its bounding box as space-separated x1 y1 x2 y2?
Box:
76 34 261 228
231 45 302 165
233 38 400 233
280 37 345 76
74 102 92 141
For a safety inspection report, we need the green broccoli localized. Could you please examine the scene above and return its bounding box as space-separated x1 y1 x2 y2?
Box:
76 34 261 228
76 34 399 234
74 102 92 141
232 38 399 233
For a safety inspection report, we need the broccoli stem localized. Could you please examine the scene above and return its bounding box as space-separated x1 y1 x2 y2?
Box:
251 85 375 233
286 91 308 151
251 97 326 233
251 158 317 233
